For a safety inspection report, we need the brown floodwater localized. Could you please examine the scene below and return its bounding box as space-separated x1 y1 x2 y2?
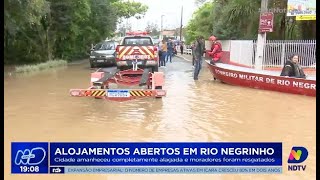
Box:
4 57 316 180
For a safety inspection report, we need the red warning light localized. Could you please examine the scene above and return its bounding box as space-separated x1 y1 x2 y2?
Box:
126 31 149 36
85 91 92 96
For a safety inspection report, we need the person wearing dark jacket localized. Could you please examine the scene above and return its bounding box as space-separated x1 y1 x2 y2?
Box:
180 43 184 55
280 54 306 79
193 36 205 80
191 42 196 66
166 39 174 63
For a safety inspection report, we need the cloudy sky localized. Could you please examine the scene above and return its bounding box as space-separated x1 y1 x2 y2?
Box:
119 0 204 31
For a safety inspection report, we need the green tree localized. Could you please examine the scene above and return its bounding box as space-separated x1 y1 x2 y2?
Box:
145 22 160 36
185 0 316 44
185 2 214 44
4 0 149 65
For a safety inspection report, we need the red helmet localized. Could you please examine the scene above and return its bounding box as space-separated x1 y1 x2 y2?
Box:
209 36 216 41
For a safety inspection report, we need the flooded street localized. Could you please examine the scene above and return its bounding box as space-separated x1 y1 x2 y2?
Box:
4 57 316 180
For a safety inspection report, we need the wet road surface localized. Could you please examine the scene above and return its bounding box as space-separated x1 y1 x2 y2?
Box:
4 56 316 180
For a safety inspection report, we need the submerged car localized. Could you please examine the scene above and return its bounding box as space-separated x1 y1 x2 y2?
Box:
89 40 119 68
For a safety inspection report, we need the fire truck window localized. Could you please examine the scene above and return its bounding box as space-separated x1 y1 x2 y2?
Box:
124 38 153 46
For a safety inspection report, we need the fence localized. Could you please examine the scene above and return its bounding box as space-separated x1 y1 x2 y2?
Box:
230 40 316 69
185 49 192 55
256 40 316 69
183 40 316 69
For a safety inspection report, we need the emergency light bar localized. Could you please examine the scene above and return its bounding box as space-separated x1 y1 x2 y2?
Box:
126 31 149 36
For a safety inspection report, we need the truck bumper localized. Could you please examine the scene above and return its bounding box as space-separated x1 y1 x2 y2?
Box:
116 60 158 67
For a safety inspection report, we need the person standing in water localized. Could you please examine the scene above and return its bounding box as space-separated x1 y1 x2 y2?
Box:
193 36 205 80
160 39 168 67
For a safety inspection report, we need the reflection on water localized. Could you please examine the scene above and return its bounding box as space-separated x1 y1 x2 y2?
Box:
4 58 316 180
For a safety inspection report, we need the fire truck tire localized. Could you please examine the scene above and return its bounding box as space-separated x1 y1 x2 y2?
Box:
90 62 95 68
152 66 158 73
121 66 130 71
155 86 162 98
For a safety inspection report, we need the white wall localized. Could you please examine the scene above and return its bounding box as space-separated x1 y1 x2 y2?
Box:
230 40 254 66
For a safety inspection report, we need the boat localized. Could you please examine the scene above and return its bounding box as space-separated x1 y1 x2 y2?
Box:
205 60 316 97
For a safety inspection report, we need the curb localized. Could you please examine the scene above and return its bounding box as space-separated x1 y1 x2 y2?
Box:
175 55 192 62
68 59 88 65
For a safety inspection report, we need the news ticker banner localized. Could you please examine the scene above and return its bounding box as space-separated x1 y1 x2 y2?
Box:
12 142 282 174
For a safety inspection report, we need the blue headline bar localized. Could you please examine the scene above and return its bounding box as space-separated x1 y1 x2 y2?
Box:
49 142 282 166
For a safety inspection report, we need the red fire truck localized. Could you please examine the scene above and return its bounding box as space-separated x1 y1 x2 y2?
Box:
115 31 159 72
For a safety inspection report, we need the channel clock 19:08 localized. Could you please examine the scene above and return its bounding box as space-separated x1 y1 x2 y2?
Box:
19 166 40 173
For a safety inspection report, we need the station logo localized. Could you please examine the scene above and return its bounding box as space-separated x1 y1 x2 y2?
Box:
14 147 46 165
11 142 49 173
287 146 308 171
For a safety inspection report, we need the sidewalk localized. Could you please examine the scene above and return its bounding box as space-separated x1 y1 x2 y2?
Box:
176 54 316 75
175 54 211 62
175 54 192 62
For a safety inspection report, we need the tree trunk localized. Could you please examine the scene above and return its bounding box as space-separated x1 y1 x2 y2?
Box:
5 29 9 58
46 29 52 60
311 22 316 37
300 21 316 39
281 15 286 40
289 22 295 40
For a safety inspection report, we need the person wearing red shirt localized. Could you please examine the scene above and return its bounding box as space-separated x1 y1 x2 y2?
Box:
208 36 223 64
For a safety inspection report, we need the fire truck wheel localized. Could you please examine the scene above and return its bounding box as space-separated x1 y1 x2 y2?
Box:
152 66 158 72
117 66 126 71
155 86 162 98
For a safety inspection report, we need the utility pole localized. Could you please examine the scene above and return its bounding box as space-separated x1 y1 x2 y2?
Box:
124 18 129 36
212 1 215 33
179 6 183 41
161 15 164 31
160 15 164 40
255 0 268 70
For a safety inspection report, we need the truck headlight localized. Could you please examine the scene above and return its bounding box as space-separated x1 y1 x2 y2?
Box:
117 61 127 66
146 61 157 65
90 56 95 58
104 55 113 58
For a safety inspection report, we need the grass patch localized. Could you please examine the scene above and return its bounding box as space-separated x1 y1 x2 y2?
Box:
15 59 68 73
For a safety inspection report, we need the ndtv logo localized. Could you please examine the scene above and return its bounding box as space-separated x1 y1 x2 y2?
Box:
287 146 308 171
15 147 46 165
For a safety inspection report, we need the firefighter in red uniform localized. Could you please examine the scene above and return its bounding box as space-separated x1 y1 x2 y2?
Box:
208 36 223 64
